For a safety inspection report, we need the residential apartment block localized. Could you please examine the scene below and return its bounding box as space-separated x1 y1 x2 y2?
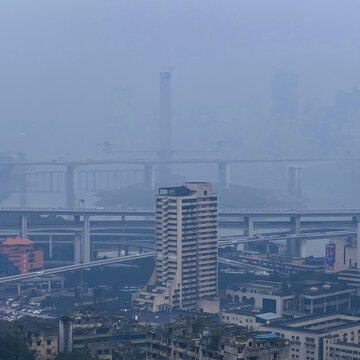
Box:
133 183 218 312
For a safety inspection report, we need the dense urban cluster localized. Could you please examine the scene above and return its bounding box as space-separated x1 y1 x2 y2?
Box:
1 182 360 360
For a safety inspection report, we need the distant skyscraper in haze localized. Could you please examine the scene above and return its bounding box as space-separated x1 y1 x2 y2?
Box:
158 70 172 185
133 182 219 312
272 69 299 122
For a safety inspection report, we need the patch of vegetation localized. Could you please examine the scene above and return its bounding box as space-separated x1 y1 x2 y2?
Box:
55 352 93 360
0 332 35 360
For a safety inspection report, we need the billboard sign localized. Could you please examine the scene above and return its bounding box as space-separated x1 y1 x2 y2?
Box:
325 244 336 270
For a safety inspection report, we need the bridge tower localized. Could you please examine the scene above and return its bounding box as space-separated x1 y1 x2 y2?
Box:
218 161 230 189
158 70 172 186
288 167 301 197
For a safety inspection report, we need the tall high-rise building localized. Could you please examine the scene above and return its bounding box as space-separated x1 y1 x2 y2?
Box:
133 182 219 312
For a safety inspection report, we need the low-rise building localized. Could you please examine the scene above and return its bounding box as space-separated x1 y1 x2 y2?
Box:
323 334 360 360
233 252 324 274
221 309 283 331
338 268 360 289
0 237 43 274
0 318 58 360
146 314 290 360
264 313 360 360
70 310 148 360
225 280 355 316
325 237 357 274
29 324 58 360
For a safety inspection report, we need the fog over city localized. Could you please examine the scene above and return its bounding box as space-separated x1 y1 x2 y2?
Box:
0 0 360 207
2 3 360 357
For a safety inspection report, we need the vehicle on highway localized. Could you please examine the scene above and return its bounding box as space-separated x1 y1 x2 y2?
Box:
255 271 270 276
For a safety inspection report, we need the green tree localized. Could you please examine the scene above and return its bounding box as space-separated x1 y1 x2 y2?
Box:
0 333 35 360
55 351 94 360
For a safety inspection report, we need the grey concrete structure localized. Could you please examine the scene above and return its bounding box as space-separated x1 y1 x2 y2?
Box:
218 161 230 189
21 213 27 238
65 165 75 208
144 164 155 190
158 71 172 186
288 166 301 196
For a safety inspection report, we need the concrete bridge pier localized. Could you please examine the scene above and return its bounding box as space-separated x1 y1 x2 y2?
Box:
297 239 306 258
74 233 81 264
17 283 21 296
286 238 306 258
144 164 155 190
83 216 91 263
291 216 301 234
21 214 28 238
65 166 75 208
47 279 51 293
288 167 301 197
218 162 230 189
357 217 360 269
49 235 53 258
244 217 254 237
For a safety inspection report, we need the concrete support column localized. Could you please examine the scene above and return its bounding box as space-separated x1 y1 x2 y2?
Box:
291 216 301 234
138 247 143 254
17 283 21 296
245 217 254 237
288 167 301 197
299 239 306 258
65 166 75 208
218 162 230 189
49 235 53 258
124 245 129 256
21 214 28 238
144 164 155 190
83 216 91 263
59 317 73 353
265 242 270 254
47 280 51 293
286 239 294 257
357 217 360 269
61 278 64 289
74 233 81 264
286 238 306 258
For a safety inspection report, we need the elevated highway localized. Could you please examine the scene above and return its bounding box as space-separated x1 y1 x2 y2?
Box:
0 252 155 285
0 229 355 285
2 206 360 217
1 206 359 262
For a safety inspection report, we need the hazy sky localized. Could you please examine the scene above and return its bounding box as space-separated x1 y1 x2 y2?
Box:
0 0 359 159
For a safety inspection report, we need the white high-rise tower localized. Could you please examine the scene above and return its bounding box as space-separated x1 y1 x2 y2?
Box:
133 182 218 312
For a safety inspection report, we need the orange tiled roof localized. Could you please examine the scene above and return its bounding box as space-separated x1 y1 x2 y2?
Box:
2 237 33 246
